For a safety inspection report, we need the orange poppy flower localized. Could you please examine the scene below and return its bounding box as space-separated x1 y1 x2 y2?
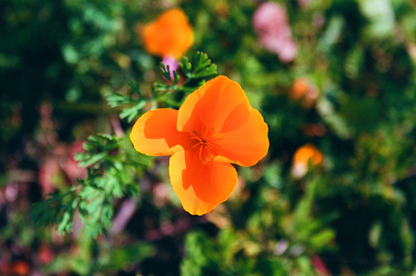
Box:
141 8 194 59
289 77 319 108
130 76 269 215
292 143 323 178
293 143 323 166
289 77 309 101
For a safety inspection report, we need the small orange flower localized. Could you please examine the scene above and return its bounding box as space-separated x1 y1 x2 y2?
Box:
130 76 269 215
11 261 30 275
292 143 323 178
293 143 323 166
289 77 319 108
141 8 194 59
290 77 310 101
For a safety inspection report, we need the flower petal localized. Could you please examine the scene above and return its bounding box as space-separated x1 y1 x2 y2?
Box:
141 8 194 59
293 144 323 166
177 76 252 134
130 109 191 156
169 151 238 215
162 55 179 80
215 109 269 167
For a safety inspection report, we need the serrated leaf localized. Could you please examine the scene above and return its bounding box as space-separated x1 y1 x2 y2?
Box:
194 64 217 79
77 151 107 167
193 52 211 73
159 62 174 82
179 56 192 75
57 211 73 234
105 93 137 108
120 100 147 122
31 191 77 235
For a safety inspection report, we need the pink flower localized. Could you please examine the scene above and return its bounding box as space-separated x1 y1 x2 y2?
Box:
162 55 179 80
253 2 298 63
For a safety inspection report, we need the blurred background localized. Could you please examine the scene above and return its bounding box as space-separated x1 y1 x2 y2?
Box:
2 0 416 275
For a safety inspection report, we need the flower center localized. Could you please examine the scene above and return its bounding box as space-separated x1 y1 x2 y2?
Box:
190 118 219 164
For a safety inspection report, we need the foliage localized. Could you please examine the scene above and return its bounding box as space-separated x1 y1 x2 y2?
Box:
1 0 416 275
31 134 152 237
31 51 217 238
106 51 217 121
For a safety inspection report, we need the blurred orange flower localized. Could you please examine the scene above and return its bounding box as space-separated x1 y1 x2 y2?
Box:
130 76 269 215
141 8 194 59
289 77 318 108
290 77 309 100
11 261 30 275
292 143 323 178
293 143 323 166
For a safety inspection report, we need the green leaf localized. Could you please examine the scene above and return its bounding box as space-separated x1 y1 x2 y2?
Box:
77 151 107 167
97 243 156 272
119 100 147 122
309 228 336 252
31 190 77 235
105 93 137 108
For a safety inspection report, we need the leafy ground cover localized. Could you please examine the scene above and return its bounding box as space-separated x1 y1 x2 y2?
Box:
1 0 416 275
